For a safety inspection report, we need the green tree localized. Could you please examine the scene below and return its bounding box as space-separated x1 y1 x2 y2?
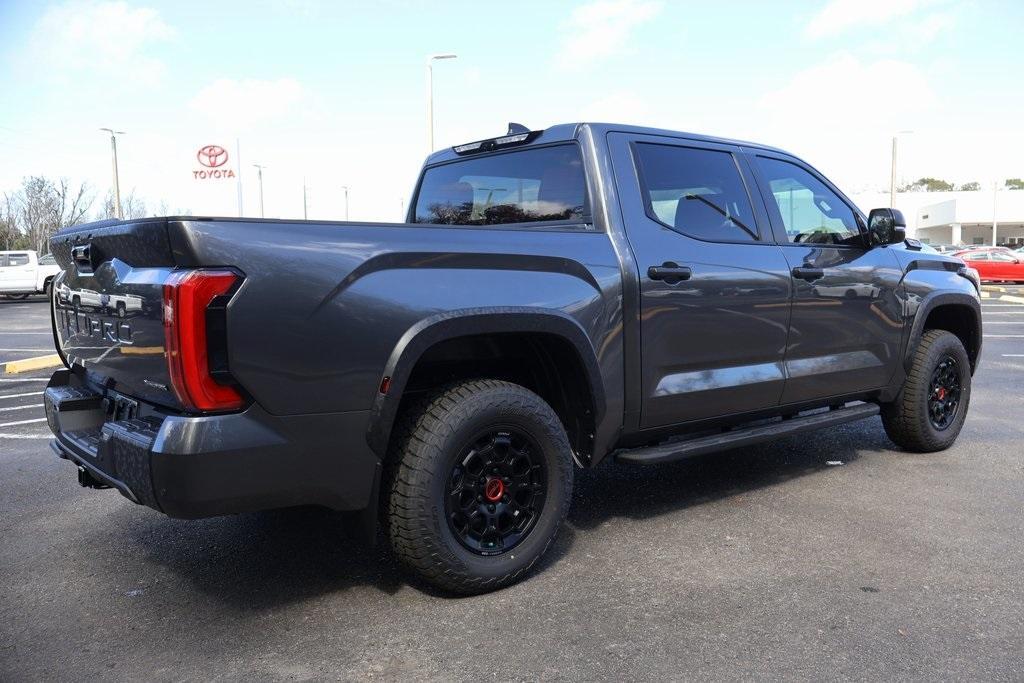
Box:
1006 178 1024 190
901 177 955 192
958 181 981 191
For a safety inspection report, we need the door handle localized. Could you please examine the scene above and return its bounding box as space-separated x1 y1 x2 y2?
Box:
648 262 692 284
792 266 825 282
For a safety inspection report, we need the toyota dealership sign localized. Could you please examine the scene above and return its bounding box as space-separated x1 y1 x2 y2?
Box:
193 144 236 180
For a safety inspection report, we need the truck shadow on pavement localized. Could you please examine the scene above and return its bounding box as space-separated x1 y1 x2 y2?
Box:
111 420 894 607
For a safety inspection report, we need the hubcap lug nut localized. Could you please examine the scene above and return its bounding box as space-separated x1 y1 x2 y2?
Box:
488 504 495 512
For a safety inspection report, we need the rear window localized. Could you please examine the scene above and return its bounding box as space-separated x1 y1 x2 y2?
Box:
6 253 29 266
414 145 588 226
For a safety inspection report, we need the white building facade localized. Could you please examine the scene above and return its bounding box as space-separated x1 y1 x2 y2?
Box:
849 189 1024 248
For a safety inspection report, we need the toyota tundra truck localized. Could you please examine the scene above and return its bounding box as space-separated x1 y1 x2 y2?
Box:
43 123 982 594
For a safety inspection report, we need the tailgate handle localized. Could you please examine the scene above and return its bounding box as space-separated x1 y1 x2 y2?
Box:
72 244 92 271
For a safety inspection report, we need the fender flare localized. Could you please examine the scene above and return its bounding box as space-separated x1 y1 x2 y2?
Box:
904 291 982 372
365 307 606 457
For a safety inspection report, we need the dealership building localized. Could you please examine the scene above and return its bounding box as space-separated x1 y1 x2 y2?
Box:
850 189 1024 248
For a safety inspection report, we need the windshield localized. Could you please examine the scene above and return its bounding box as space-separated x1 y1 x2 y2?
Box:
414 144 588 226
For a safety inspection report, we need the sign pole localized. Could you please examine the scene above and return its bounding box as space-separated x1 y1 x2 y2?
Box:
235 138 243 217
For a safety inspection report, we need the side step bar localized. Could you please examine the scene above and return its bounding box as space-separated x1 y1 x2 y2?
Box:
616 402 880 466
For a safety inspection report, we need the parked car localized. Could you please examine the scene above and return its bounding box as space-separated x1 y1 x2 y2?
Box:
953 248 1024 283
43 123 982 594
0 250 61 299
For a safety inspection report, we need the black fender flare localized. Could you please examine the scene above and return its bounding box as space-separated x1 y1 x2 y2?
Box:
904 291 982 372
365 307 606 458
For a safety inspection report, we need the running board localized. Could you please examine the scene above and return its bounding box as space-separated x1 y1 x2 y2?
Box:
616 403 880 466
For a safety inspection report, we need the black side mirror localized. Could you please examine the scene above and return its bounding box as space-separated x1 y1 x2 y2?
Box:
867 208 907 246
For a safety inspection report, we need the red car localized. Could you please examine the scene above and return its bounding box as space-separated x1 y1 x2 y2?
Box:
953 248 1024 283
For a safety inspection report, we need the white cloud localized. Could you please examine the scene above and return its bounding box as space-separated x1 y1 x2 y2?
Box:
188 78 306 128
555 0 662 70
804 0 931 39
29 1 174 86
755 53 937 189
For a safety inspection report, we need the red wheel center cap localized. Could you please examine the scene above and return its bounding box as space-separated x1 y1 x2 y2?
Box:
937 387 947 400
484 478 504 502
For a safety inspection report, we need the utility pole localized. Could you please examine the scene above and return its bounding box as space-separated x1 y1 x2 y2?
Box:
253 164 266 218
426 53 457 154
100 128 125 219
340 185 350 221
889 130 913 208
993 180 1000 246
303 177 308 220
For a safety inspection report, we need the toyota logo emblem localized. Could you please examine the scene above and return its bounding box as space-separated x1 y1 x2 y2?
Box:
197 144 228 168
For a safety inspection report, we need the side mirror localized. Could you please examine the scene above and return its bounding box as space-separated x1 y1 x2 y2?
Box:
867 208 907 246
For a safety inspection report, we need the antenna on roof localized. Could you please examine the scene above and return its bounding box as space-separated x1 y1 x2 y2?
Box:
507 122 530 135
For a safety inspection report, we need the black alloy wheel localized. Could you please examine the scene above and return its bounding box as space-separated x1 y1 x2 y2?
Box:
928 355 962 430
445 427 547 556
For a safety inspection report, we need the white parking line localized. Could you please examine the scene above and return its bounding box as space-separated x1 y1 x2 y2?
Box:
0 417 47 428
0 348 55 352
0 392 43 400
1 332 53 335
984 335 1024 338
0 433 50 439
0 404 41 412
0 378 49 383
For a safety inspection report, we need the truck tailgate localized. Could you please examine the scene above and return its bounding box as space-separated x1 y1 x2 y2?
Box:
50 219 182 409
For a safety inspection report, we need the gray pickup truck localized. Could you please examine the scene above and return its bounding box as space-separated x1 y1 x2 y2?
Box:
44 122 981 593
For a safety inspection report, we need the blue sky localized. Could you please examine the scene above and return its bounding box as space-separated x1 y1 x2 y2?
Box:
0 0 1021 220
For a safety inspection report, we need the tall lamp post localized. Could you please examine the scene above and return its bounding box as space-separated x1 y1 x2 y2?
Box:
889 130 913 208
253 164 266 218
340 185 350 221
100 128 125 219
426 53 457 154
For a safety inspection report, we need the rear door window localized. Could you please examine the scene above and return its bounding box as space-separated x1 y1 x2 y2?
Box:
7 253 30 266
414 145 588 226
633 143 759 242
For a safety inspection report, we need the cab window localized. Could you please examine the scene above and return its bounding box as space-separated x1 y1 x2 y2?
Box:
414 145 588 226
633 143 759 242
756 157 860 245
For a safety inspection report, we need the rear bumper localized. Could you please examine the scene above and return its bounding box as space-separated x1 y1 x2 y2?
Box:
44 369 380 519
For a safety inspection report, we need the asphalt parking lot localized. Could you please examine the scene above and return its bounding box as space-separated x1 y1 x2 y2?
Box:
2 290 1024 681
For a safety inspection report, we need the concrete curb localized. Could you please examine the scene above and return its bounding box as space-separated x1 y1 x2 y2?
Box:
0 354 63 375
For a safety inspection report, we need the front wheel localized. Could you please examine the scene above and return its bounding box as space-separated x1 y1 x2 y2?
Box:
882 329 971 452
386 379 574 594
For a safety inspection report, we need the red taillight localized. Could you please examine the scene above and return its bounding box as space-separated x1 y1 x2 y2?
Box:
162 269 244 412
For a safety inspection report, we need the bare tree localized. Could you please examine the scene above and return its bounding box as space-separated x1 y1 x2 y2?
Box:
0 193 20 250
101 188 147 220
9 176 94 253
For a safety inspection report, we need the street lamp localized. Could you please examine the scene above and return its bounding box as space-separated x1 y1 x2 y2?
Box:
100 128 125 219
889 130 913 208
253 164 266 218
426 53 458 154
340 185 350 221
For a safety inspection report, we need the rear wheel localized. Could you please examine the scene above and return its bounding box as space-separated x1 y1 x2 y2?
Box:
386 379 574 594
882 329 971 452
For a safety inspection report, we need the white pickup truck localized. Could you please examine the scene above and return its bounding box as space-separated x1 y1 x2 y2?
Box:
0 250 62 299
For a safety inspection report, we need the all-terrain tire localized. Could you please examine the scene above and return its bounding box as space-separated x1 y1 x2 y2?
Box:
881 329 971 452
385 379 574 594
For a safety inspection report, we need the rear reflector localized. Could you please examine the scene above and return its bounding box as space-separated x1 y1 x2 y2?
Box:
162 269 244 412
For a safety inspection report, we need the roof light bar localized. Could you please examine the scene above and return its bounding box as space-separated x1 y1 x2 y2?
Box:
451 128 542 155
